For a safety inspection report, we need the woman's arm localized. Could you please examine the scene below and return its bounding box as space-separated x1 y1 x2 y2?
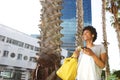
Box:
83 48 107 69
92 53 107 69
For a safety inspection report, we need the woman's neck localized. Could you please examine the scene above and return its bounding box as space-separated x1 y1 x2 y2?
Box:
86 40 94 48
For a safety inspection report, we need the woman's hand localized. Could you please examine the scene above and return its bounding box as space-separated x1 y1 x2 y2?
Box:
74 49 80 57
72 46 81 58
82 48 94 56
82 47 107 69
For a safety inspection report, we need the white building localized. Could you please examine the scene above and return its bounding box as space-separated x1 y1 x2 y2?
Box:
0 24 68 80
0 24 39 80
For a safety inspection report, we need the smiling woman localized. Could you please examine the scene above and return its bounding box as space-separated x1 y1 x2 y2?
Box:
0 0 41 35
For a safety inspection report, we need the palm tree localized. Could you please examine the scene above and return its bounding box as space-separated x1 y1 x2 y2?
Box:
76 0 84 47
33 0 63 80
102 0 110 78
39 0 63 56
106 0 120 53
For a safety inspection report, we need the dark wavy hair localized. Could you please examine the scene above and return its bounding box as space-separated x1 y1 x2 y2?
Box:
82 25 97 42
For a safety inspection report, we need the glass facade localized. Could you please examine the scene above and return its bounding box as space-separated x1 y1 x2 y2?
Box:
83 0 92 26
61 0 92 55
61 0 76 54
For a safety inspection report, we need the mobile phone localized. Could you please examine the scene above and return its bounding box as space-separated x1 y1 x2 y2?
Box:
81 47 87 49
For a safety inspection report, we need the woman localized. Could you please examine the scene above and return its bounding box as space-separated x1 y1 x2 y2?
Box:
75 26 107 80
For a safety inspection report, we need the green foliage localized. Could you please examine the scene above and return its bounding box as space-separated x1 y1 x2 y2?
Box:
107 70 120 80
106 0 120 15
113 70 120 79
101 70 120 80
107 74 119 80
106 0 120 28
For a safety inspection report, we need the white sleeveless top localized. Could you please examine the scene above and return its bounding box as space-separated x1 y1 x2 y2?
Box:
76 45 106 80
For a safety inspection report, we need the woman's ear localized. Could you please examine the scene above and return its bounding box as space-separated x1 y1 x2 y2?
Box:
92 35 94 38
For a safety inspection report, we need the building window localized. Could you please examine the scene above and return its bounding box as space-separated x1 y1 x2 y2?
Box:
3 50 9 57
17 54 22 60
18 42 24 47
0 71 13 79
24 43 34 50
23 56 28 60
34 47 39 51
30 45 34 50
24 44 29 49
6 37 24 48
6 38 12 43
0 35 5 42
10 53 15 58
29 57 36 62
12 40 18 45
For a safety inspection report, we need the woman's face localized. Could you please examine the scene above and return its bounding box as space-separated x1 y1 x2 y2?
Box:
82 30 93 41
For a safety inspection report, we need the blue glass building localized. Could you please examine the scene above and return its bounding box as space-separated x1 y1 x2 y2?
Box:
83 0 92 25
61 0 92 55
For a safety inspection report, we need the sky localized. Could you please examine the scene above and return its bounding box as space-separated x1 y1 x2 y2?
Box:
0 0 41 35
0 0 120 71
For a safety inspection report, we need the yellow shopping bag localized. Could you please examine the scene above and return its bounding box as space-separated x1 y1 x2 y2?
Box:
56 57 78 80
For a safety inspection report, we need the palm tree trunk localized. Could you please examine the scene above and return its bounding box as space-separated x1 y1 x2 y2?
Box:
114 21 120 53
76 0 84 47
112 0 120 53
35 0 63 80
116 30 120 53
102 0 110 79
39 0 63 56
107 0 120 53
